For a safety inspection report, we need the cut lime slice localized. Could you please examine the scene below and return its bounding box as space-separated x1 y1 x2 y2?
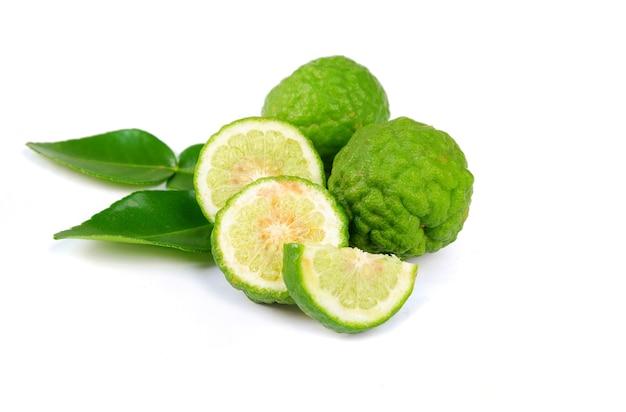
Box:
211 176 349 304
194 117 325 222
283 243 418 333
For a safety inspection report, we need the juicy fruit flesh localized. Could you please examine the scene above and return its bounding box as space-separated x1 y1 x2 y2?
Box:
212 177 348 302
206 129 316 211
316 247 400 310
230 193 326 283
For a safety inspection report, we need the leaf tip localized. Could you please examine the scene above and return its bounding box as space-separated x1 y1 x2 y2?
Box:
53 230 69 240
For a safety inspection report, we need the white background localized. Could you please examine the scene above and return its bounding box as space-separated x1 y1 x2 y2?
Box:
1 1 625 410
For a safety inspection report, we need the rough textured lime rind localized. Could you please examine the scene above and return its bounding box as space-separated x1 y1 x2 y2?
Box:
261 55 390 172
283 243 417 333
328 117 474 259
211 176 349 304
194 117 325 223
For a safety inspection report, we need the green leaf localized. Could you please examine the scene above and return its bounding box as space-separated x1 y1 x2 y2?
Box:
54 190 213 253
26 129 177 184
167 143 204 190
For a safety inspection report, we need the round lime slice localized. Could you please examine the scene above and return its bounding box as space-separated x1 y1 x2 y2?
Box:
283 242 418 333
194 117 325 222
211 176 349 304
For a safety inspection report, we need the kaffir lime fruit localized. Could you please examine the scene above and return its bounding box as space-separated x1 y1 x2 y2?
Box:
328 117 474 259
261 55 390 172
283 242 418 333
194 117 325 222
211 176 349 304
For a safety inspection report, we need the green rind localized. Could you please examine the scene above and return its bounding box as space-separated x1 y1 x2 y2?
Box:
261 55 390 172
211 176 349 305
282 243 417 333
328 116 474 259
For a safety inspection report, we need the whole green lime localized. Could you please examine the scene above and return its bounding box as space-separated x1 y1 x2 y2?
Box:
261 55 390 172
327 117 474 259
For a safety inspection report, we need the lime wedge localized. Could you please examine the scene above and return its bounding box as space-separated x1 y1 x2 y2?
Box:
283 243 418 333
211 176 349 304
194 117 325 222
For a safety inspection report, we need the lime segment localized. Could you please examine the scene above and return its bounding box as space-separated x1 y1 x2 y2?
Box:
283 242 417 332
194 117 325 222
211 176 349 304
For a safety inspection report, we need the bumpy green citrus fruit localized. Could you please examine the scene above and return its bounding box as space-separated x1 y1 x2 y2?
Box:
194 117 325 222
261 55 390 172
328 117 474 259
283 242 417 333
211 176 349 304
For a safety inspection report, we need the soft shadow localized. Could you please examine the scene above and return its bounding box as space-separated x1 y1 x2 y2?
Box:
254 301 417 340
50 238 214 268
